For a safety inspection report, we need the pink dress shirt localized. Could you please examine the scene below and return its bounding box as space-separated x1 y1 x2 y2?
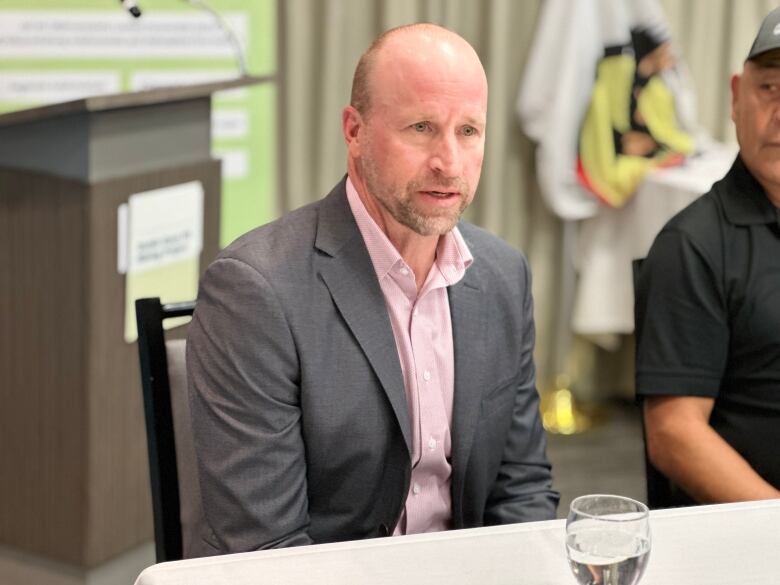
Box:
346 178 473 534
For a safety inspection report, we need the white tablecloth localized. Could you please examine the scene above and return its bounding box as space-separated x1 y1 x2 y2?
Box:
571 145 737 349
135 499 780 585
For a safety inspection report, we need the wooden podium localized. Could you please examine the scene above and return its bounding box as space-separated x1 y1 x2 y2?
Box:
0 77 264 572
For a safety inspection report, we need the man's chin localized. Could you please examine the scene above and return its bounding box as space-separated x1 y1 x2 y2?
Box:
407 215 460 237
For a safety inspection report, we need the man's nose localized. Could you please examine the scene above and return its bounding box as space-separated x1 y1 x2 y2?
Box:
429 134 462 177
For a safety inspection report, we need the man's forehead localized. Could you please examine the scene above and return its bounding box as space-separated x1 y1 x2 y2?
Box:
389 106 487 128
372 46 486 106
373 81 487 124
750 48 780 69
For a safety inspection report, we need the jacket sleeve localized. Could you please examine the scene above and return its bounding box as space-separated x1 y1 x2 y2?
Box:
483 256 559 524
187 256 313 552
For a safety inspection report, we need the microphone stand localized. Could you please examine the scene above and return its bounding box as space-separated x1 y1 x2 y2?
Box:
119 0 249 77
184 0 249 76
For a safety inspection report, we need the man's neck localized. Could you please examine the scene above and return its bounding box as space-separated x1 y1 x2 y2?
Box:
754 177 780 208
348 167 441 290
382 224 439 291
746 160 780 208
764 186 780 208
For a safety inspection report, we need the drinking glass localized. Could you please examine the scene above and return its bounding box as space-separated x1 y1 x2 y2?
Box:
565 494 651 585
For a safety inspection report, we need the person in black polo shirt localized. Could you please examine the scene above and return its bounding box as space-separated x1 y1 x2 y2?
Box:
635 7 780 505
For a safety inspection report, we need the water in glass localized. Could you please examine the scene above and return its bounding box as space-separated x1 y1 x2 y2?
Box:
566 494 650 585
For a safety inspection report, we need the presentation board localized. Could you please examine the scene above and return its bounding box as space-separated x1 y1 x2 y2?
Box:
0 0 278 246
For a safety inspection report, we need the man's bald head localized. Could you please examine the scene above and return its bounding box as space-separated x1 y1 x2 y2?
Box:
350 23 486 117
342 23 487 240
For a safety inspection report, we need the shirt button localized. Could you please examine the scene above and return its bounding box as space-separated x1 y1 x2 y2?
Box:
399 267 409 276
412 483 421 495
423 370 431 381
428 437 436 450
413 308 419 316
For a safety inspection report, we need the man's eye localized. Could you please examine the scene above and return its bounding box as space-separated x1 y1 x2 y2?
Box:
412 122 430 132
761 83 778 92
462 125 477 137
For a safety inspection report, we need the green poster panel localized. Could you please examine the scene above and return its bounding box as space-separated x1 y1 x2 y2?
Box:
0 0 278 245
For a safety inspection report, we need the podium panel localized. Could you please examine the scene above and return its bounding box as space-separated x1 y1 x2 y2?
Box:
0 77 265 572
0 160 220 566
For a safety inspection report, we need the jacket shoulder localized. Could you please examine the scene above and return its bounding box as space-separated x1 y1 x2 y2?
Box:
216 199 323 273
458 222 530 274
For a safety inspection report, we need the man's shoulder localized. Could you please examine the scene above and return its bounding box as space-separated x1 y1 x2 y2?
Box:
646 175 732 274
215 202 319 272
216 181 349 271
660 157 752 241
458 221 527 265
457 222 530 288
662 188 722 237
649 178 733 267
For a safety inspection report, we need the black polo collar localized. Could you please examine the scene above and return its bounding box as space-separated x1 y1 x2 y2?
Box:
718 156 780 227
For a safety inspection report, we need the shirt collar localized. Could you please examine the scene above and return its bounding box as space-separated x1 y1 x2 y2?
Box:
719 156 780 227
345 176 473 284
434 220 474 286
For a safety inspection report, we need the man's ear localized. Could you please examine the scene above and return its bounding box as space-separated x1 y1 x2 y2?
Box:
730 72 741 123
342 106 363 155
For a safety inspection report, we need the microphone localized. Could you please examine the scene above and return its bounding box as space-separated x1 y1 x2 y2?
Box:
184 0 248 76
119 0 142 18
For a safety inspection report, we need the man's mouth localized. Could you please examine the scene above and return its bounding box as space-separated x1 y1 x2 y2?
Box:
422 190 459 198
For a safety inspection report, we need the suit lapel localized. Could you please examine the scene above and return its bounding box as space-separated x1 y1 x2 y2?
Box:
448 259 487 519
314 182 411 454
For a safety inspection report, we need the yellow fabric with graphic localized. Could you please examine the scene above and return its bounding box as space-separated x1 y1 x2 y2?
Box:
638 77 695 155
578 53 694 208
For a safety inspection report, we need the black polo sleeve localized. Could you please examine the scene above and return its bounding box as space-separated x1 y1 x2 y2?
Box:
635 227 728 398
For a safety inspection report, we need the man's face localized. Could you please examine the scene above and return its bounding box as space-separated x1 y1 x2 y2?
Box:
732 57 780 194
346 35 488 237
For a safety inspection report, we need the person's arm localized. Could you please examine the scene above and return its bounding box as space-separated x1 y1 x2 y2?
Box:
187 256 313 552
484 255 559 524
644 395 780 502
483 381 559 524
635 223 779 504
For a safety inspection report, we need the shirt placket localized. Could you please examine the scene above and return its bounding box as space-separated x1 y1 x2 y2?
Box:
405 284 451 532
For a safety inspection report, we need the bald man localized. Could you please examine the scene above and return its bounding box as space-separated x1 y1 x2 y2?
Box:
187 24 558 555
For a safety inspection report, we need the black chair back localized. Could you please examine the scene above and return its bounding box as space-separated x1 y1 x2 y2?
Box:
135 297 195 562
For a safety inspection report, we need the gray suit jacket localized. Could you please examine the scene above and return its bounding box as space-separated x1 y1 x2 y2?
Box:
186 179 558 556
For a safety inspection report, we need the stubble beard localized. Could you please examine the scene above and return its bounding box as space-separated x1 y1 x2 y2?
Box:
362 156 472 237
